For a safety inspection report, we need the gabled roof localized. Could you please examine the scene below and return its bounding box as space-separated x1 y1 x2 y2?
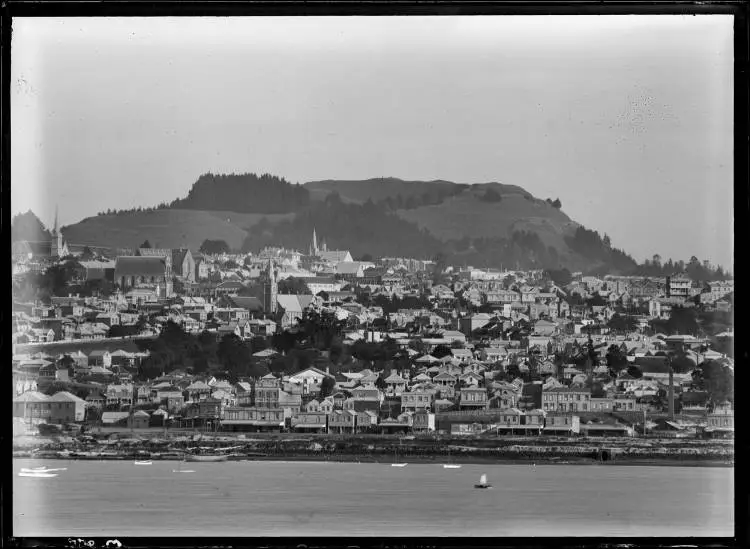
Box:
48 391 86 403
14 391 49 402
115 256 167 277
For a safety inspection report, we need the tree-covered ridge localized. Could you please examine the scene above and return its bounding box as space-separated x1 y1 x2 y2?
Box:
242 193 444 258
171 173 310 214
12 210 52 242
564 226 638 273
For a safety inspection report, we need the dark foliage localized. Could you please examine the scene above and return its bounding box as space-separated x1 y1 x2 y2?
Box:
171 173 309 214
199 239 231 255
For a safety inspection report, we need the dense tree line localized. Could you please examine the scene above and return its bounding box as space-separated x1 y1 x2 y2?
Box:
564 226 637 273
377 186 465 211
632 254 731 281
170 173 309 214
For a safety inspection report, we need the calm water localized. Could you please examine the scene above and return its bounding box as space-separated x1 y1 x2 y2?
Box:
13 459 733 537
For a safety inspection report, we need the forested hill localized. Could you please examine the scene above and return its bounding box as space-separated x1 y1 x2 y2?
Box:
169 173 310 214
65 172 643 273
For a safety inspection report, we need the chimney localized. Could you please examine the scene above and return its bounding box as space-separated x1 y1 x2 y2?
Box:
668 366 675 420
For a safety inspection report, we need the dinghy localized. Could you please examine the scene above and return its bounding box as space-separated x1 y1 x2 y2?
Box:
19 471 58 478
474 473 492 489
21 467 67 473
134 460 153 465
173 457 195 473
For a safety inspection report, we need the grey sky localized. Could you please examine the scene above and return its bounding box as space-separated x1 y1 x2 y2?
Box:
11 16 733 268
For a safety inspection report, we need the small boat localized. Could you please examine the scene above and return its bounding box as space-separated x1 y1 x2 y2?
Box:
443 464 462 469
474 473 492 489
173 457 195 473
134 460 153 465
21 467 67 473
19 471 58 478
392 446 407 467
186 454 228 462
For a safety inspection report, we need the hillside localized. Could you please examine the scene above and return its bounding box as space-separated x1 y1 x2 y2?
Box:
62 209 293 252
59 173 637 273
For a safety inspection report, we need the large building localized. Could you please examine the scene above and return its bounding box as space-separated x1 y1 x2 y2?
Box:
666 272 691 300
114 256 173 297
307 228 353 265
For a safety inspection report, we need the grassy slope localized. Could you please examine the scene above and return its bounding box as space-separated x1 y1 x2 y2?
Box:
396 189 578 249
61 210 294 251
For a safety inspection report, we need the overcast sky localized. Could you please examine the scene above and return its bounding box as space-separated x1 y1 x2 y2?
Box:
11 15 733 268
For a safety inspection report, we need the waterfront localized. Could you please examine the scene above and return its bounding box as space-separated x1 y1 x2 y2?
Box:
13 459 733 537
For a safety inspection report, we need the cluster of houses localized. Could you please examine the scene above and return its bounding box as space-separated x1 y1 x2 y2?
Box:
12 229 733 440
12 324 733 439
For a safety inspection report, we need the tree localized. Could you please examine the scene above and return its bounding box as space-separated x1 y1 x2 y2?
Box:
432 344 452 359
506 363 522 380
140 240 152 249
694 360 733 405
605 344 628 371
408 338 426 354
545 268 572 287
626 365 643 379
319 376 335 399
80 246 96 260
199 239 230 255
217 334 251 375
374 376 387 392
277 277 311 295
551 198 562 209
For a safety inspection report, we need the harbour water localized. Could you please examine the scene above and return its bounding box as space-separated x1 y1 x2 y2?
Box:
13 459 733 537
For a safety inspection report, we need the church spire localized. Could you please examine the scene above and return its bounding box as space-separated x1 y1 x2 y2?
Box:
53 205 59 235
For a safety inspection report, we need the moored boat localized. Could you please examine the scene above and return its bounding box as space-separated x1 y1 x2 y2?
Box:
134 460 153 465
19 471 58 478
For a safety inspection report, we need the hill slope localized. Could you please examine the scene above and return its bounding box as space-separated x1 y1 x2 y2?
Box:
62 209 293 251
60 173 637 273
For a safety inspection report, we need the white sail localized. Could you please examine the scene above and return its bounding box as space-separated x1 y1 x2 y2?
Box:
479 474 487 485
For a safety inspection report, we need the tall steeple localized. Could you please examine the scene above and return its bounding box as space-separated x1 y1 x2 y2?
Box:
52 205 63 257
311 227 318 256
263 258 278 314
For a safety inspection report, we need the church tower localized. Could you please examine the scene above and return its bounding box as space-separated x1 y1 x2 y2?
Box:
309 227 319 256
263 258 278 314
51 205 66 257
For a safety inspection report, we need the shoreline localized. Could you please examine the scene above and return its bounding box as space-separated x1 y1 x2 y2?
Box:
13 453 733 468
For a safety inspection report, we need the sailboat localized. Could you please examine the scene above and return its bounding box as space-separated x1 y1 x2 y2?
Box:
442 446 461 469
474 473 492 489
